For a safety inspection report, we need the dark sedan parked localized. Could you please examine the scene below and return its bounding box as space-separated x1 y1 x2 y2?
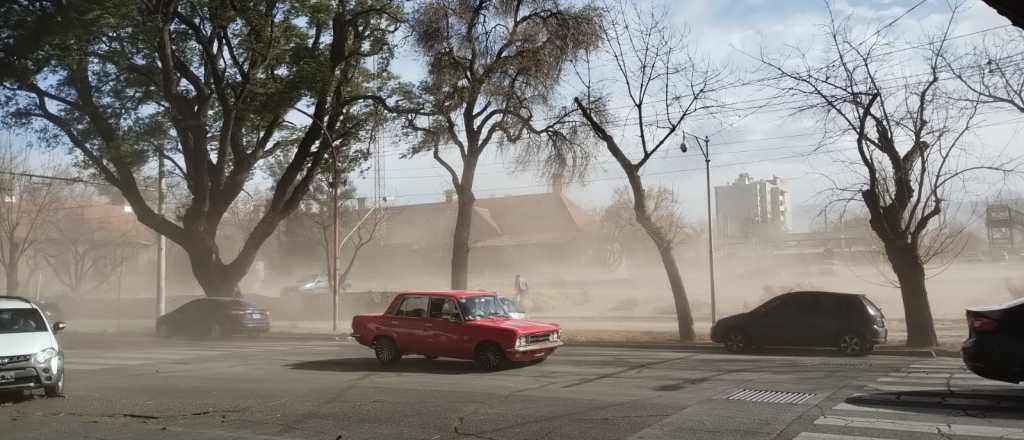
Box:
962 297 1024 384
711 291 887 356
156 298 270 339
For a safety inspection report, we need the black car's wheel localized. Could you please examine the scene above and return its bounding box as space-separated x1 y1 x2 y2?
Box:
838 332 867 356
724 329 751 353
474 342 506 371
44 371 64 398
374 337 402 365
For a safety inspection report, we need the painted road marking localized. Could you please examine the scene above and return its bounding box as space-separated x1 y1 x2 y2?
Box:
814 415 1024 438
794 432 893 440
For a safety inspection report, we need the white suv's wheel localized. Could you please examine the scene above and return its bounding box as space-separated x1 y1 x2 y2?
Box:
44 370 64 397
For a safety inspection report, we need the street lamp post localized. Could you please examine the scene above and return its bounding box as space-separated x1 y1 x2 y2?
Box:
156 152 166 320
684 135 717 324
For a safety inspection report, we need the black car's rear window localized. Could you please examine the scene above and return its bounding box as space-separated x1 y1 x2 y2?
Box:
220 300 255 309
861 296 883 316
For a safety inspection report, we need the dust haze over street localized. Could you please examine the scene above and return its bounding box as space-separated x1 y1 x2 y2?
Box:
3 0 1024 439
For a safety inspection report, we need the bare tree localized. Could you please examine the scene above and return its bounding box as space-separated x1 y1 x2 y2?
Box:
945 28 1024 112
759 5 1016 347
573 1 723 341
39 193 140 296
600 187 695 267
334 208 389 291
403 0 602 289
0 141 63 296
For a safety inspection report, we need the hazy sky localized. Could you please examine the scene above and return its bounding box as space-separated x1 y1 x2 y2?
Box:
8 1 1021 233
358 0 1024 231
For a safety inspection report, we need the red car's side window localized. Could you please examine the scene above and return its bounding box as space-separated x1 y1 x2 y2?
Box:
395 296 428 318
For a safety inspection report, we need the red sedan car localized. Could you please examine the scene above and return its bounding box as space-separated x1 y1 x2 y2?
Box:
351 291 563 370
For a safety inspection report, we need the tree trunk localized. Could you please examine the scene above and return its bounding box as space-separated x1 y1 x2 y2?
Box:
3 261 18 296
185 238 245 298
628 173 696 342
885 242 938 347
450 188 475 290
653 241 696 341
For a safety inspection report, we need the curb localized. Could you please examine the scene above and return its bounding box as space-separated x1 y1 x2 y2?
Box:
564 341 956 358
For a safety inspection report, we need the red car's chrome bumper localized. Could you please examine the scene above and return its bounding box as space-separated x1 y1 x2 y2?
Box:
507 347 558 362
512 340 564 352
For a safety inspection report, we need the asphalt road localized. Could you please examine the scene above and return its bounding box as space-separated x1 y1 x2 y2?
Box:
2 335 1022 440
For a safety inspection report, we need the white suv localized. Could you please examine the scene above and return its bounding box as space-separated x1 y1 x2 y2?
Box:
0 296 66 397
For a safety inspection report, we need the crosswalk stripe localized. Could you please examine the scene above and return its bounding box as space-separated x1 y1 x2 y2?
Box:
900 369 967 373
876 376 1020 387
908 363 964 369
814 415 1024 438
794 432 893 440
832 402 906 414
866 383 1024 396
888 372 980 379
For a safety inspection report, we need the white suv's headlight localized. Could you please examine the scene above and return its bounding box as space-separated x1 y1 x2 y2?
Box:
35 347 57 364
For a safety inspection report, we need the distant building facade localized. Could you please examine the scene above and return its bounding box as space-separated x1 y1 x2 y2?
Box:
350 192 596 290
714 173 789 241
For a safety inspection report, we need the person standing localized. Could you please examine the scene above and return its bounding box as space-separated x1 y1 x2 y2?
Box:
514 274 529 305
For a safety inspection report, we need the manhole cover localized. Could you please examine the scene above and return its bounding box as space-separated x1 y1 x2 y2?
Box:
726 389 815 404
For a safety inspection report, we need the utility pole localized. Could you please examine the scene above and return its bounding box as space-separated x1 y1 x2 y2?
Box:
686 135 717 324
330 150 340 333
156 152 166 319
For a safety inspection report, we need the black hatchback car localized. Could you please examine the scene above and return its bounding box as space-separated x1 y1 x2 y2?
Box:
962 297 1024 384
711 291 887 356
156 298 270 339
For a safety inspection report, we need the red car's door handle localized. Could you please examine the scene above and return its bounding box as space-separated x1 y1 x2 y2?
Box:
424 323 434 327
389 321 399 325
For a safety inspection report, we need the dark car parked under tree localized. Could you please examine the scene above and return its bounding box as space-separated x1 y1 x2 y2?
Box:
962 297 1024 384
711 291 887 356
156 298 270 339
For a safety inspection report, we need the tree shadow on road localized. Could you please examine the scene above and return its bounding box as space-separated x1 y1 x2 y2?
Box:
845 388 1024 419
286 357 499 375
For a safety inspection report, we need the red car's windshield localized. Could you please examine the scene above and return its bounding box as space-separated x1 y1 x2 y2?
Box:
458 295 509 321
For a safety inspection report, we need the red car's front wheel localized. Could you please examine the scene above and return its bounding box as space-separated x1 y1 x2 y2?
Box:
474 343 505 371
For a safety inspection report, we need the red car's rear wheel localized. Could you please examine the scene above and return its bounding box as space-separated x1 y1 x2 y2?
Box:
374 337 402 365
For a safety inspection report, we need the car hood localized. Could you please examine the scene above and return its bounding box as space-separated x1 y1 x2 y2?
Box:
0 332 56 356
968 296 1024 313
468 318 558 334
714 312 750 328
